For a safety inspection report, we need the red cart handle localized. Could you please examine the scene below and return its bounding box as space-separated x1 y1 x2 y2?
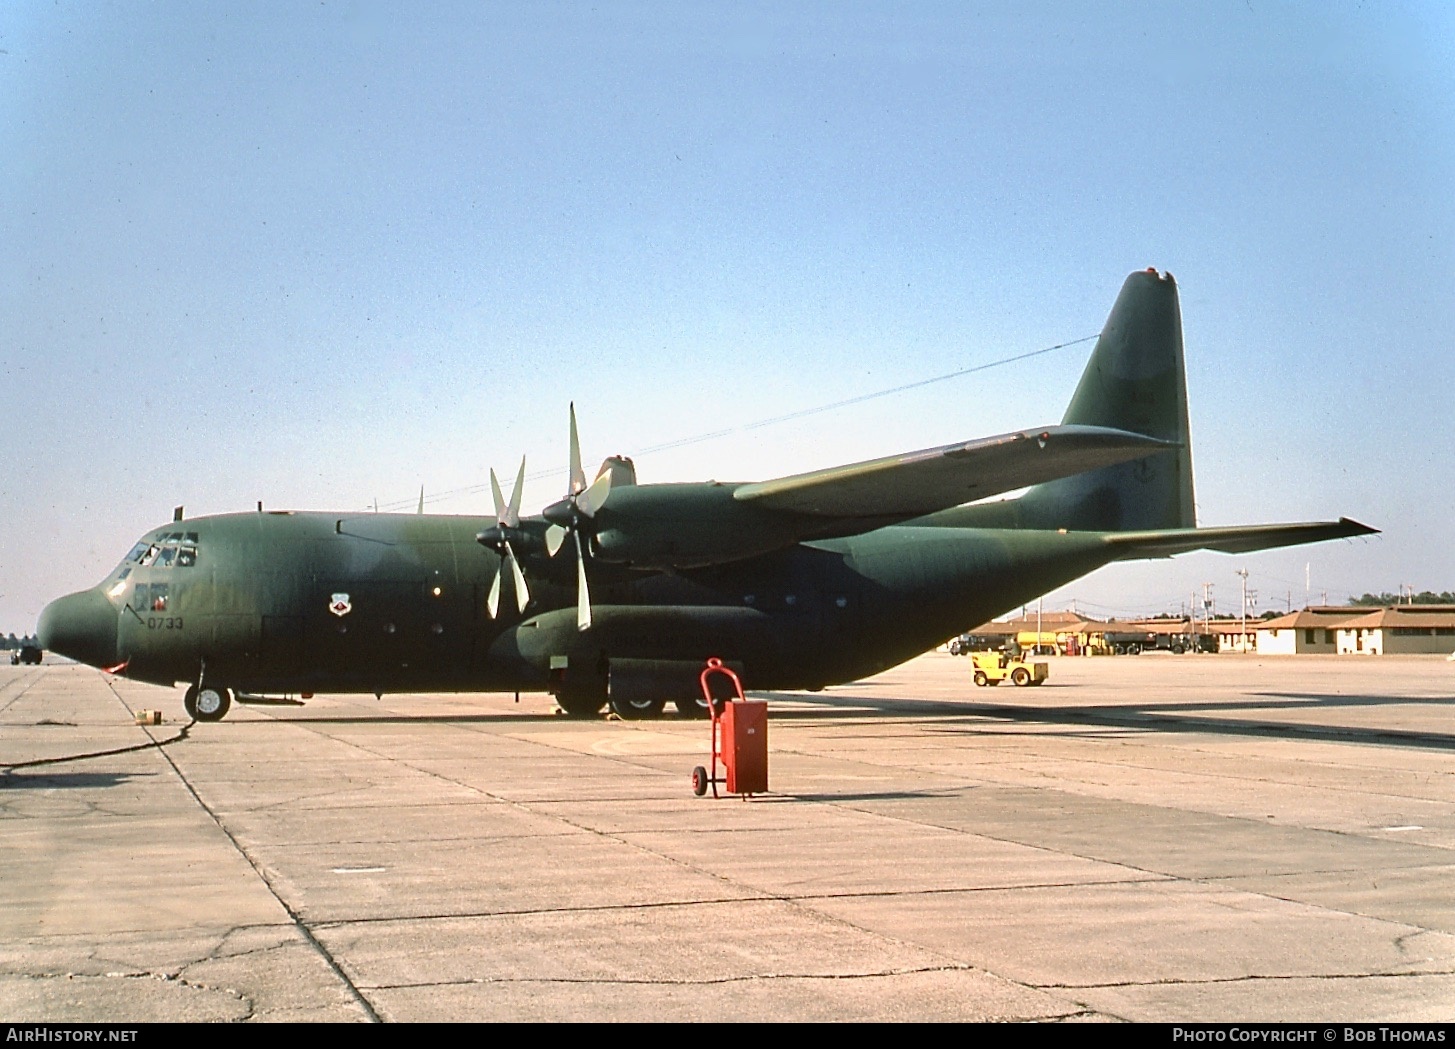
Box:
699 657 745 717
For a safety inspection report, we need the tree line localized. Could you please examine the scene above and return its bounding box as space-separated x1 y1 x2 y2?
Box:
1349 591 1455 606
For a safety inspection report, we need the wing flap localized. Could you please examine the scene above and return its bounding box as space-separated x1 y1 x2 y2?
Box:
1104 518 1378 559
734 425 1171 518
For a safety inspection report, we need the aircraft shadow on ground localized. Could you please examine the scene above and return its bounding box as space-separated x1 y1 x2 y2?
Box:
765 690 1455 753
202 687 1455 755
0 770 153 790
253 712 570 727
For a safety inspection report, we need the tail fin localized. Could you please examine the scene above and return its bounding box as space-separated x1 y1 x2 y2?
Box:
1016 268 1195 531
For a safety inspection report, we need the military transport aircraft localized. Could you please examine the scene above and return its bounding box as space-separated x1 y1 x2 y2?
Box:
38 270 1374 721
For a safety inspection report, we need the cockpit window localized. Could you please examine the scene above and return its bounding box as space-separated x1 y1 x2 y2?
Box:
124 532 199 570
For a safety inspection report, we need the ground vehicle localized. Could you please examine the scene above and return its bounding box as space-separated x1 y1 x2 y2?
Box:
10 645 42 665
970 651 1049 687
948 633 999 655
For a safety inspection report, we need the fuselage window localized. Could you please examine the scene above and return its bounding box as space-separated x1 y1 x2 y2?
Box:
106 567 132 599
156 544 178 568
136 582 168 612
137 544 160 567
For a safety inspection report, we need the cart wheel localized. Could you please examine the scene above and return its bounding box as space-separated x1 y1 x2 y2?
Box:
1011 667 1031 686
973 671 988 687
691 766 709 797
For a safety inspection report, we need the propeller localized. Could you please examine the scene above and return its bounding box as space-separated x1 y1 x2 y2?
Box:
542 403 613 630
477 457 531 618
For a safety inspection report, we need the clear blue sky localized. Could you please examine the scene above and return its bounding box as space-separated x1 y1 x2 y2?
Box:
2 1 1451 630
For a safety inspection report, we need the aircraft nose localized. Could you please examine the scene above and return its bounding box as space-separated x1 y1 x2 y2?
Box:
37 589 119 669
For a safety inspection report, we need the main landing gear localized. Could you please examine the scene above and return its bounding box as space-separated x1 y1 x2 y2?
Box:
183 683 232 722
558 689 710 720
610 696 666 719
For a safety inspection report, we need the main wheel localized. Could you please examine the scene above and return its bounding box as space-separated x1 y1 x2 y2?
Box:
973 671 989 687
611 695 666 720
691 766 709 797
676 695 713 719
555 689 606 718
1011 667 1031 687
184 684 232 721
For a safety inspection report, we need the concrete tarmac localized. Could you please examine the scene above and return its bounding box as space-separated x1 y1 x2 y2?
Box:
2 652 1453 1022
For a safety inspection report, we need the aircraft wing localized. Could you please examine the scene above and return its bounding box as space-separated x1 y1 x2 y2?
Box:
1103 518 1379 559
733 425 1172 518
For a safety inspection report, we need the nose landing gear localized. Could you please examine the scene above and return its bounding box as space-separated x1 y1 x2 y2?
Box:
183 683 232 722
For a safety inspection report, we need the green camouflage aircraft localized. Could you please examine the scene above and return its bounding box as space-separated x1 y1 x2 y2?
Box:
38 270 1374 721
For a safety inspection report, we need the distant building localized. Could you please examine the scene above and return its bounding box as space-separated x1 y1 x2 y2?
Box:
1255 607 1361 655
1335 606 1455 655
1207 617 1258 653
961 605 1455 657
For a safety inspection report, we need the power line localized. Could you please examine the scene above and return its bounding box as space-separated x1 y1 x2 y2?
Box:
379 332 1099 512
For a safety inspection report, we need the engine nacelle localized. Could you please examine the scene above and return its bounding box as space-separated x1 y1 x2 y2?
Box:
589 483 809 569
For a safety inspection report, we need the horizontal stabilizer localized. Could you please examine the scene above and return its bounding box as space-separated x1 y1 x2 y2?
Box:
1105 518 1378 560
734 425 1171 518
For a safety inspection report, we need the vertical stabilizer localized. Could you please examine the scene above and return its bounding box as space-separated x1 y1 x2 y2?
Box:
1017 269 1195 531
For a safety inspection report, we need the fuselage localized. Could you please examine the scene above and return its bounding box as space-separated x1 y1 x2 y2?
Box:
38 509 1116 700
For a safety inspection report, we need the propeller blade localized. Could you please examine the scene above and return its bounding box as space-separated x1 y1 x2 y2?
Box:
574 529 591 631
505 541 530 612
507 456 526 527
545 524 566 557
486 566 502 619
489 468 507 521
568 402 586 496
578 469 612 518
417 486 425 515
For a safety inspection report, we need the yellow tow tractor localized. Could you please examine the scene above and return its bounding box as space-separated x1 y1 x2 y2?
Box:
970 651 1049 687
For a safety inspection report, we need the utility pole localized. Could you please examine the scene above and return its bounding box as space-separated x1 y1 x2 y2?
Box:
1236 569 1250 652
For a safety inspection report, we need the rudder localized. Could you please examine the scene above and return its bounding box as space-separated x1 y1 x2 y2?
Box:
1017 269 1195 530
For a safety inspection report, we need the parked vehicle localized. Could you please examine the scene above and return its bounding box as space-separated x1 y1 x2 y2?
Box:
969 651 1049 687
948 633 999 655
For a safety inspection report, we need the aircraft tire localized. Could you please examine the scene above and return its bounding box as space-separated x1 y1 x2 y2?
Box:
555 691 606 718
973 671 989 687
1011 668 1031 687
676 695 712 719
184 684 232 722
611 695 666 720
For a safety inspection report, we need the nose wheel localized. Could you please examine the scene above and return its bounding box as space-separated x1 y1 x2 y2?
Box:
184 683 232 722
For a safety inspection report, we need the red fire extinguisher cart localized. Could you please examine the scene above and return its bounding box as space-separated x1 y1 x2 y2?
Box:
691 658 767 798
